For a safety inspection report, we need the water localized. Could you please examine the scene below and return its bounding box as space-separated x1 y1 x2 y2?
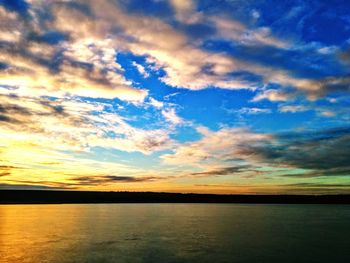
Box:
1 204 350 263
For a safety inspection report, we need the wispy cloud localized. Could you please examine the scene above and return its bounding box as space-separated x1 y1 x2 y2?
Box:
0 94 174 154
190 165 255 177
162 108 183 125
278 105 309 113
161 126 271 167
0 183 71 190
132 61 149 78
72 175 166 185
162 126 350 178
237 107 271 115
252 89 294 102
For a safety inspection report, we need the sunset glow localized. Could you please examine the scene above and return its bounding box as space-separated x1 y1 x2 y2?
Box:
1 0 350 194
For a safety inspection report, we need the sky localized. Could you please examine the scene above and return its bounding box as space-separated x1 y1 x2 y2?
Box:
0 0 350 194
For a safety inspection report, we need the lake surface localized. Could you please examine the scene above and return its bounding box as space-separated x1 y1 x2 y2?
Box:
1 204 350 262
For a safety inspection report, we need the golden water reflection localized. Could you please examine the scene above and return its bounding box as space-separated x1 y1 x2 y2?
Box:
1 204 350 263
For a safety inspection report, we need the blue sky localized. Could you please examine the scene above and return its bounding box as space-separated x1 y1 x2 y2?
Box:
0 0 350 194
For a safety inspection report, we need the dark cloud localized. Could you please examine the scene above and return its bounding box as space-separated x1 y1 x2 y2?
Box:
0 165 23 170
72 175 164 185
319 76 350 95
0 101 33 124
0 103 32 116
339 49 350 65
135 137 169 153
0 42 58 72
0 164 24 177
38 100 66 115
37 162 61 166
0 114 15 123
280 167 350 178
191 126 350 179
8 179 77 189
254 126 350 177
0 94 87 133
281 182 350 188
190 165 253 177
0 183 69 190
276 181 350 194
0 38 122 90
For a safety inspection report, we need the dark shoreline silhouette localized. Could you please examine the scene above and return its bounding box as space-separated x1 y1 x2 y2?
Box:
1 190 350 204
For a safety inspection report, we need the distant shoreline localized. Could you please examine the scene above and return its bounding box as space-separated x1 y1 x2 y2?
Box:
1 190 350 204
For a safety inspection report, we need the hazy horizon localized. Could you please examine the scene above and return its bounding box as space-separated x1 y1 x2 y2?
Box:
1 0 350 194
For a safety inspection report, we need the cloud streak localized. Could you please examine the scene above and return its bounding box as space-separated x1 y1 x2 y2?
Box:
72 175 166 185
162 126 350 178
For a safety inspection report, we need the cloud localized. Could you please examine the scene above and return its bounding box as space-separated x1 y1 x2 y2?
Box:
0 163 25 177
278 103 347 118
212 17 288 48
169 0 199 24
149 97 164 108
132 61 149 78
33 0 281 92
161 108 183 125
0 165 24 171
162 125 350 178
252 89 293 102
71 175 166 185
0 94 174 154
0 183 70 190
2 0 348 101
161 126 271 166
283 182 350 187
0 43 148 101
190 165 253 177
0 3 147 102
318 110 335 117
237 107 271 114
339 48 350 65
1 0 349 193
254 127 350 177
278 105 309 113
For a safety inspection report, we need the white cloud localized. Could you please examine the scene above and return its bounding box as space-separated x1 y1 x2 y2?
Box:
169 0 201 24
212 17 288 48
0 95 174 155
318 110 336 117
132 61 149 78
0 5 148 102
238 107 271 114
252 89 292 102
161 127 271 166
149 97 164 108
162 108 183 125
279 105 309 113
1 0 343 106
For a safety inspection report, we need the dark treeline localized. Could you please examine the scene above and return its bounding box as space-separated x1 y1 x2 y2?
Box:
1 190 350 204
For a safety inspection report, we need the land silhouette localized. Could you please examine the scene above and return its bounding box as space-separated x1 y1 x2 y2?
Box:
1 190 350 204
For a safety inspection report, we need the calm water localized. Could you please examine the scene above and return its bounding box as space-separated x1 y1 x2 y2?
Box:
1 204 350 263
